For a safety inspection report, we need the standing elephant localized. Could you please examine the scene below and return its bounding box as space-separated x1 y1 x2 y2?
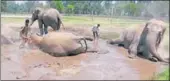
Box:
29 7 64 36
108 19 169 63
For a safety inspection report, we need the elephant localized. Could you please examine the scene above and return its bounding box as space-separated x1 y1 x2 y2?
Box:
29 7 64 36
107 19 169 63
23 31 93 57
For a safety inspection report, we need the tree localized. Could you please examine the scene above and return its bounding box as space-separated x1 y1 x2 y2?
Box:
25 1 36 13
53 0 64 13
123 2 137 16
6 1 18 13
146 1 169 18
1 1 7 12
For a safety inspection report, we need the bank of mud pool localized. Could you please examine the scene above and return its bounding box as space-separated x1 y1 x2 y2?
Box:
1 24 168 80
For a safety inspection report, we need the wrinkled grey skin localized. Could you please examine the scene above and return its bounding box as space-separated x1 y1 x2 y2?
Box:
108 19 169 63
29 8 64 36
28 32 93 57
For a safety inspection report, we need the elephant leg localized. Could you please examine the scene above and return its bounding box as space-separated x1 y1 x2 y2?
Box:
141 46 158 62
128 38 139 59
128 44 138 59
51 22 59 31
137 45 144 55
57 20 61 30
144 51 158 62
38 20 44 36
149 56 158 62
44 25 48 34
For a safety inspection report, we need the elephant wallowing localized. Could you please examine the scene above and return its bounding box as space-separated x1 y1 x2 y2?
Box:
29 8 64 36
25 32 93 57
108 19 169 63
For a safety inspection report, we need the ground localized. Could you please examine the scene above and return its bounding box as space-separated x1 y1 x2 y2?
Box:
1 16 169 80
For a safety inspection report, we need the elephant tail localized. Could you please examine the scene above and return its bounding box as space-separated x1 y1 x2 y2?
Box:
58 17 65 29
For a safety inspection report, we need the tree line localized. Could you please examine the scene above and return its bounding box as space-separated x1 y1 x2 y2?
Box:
1 0 169 18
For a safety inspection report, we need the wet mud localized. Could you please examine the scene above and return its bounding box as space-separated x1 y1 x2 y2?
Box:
1 24 168 80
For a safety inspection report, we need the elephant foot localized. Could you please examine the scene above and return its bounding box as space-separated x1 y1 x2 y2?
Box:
128 54 136 59
36 33 43 36
149 57 158 62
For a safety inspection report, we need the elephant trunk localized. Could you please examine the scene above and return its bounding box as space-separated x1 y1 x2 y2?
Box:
146 32 169 63
29 16 36 27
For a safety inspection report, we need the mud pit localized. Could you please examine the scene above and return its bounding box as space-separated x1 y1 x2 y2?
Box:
1 24 168 80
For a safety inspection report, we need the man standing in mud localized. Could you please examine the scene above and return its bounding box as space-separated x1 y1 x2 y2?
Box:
19 18 30 48
92 24 100 52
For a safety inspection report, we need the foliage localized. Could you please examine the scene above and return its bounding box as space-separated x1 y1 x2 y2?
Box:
1 1 7 12
53 0 64 13
123 2 140 16
2 1 169 19
66 4 75 14
154 68 169 80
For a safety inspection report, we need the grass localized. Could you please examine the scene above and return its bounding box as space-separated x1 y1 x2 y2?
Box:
1 16 146 27
151 67 169 80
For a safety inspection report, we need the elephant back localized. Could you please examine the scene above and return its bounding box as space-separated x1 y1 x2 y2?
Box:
40 32 82 54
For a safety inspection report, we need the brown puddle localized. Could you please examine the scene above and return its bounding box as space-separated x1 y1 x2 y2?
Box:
116 47 157 80
21 50 89 76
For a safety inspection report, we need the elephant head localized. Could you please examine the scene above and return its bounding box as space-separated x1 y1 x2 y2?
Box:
142 19 168 62
147 19 166 48
29 8 42 26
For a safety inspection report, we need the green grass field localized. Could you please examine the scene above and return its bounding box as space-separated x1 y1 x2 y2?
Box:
1 16 147 27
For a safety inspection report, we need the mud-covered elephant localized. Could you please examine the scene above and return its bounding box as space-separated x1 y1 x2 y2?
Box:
107 19 169 63
25 32 93 56
29 8 64 36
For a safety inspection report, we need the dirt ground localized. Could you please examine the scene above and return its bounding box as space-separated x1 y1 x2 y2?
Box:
1 22 169 80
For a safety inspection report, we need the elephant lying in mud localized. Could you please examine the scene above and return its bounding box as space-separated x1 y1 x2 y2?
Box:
108 19 169 63
24 32 93 57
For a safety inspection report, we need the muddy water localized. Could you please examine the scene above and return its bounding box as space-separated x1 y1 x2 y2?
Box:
114 46 158 80
1 39 140 80
63 40 140 80
1 25 167 80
